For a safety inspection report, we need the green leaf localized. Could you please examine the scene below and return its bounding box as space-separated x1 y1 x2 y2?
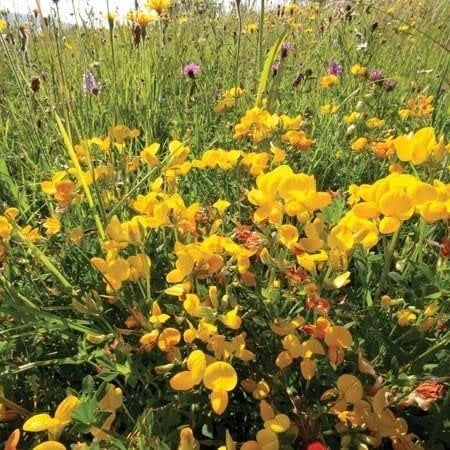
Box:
254 30 288 108
72 397 98 426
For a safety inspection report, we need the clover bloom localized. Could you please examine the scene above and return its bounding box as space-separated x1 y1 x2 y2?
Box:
369 69 384 83
383 79 397 91
272 62 280 76
82 71 101 95
183 63 200 78
281 41 293 58
327 60 343 76
292 71 304 87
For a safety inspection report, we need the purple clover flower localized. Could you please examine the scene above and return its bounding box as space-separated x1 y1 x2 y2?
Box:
292 71 304 87
182 62 200 78
327 60 343 76
369 69 384 84
272 62 280 76
383 79 397 92
281 41 293 59
82 71 101 95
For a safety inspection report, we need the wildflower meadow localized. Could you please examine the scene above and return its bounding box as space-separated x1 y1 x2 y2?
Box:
0 0 449 449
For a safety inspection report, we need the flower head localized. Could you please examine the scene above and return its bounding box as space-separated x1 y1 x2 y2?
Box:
281 41 293 58
327 60 343 76
369 68 384 83
383 79 397 91
292 71 304 87
183 63 200 78
272 62 280 76
82 71 101 95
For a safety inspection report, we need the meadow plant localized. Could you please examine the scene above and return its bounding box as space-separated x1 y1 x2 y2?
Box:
0 0 449 449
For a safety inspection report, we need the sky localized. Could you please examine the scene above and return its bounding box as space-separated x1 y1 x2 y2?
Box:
0 1 146 23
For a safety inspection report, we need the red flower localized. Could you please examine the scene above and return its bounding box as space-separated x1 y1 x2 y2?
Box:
305 441 327 450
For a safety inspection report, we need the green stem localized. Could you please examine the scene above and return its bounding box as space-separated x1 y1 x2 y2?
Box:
257 0 265 73
374 229 400 301
13 226 73 291
234 0 242 92
400 331 449 372
55 114 106 243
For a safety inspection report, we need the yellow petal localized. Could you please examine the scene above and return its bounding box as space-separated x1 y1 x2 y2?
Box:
379 216 401 234
259 400 275 421
187 350 207 384
241 442 260 450
210 389 228 415
170 371 196 391
221 306 242 330
336 374 363 404
300 358 316 380
264 414 290 433
278 225 298 248
33 442 67 450
203 361 237 392
256 429 279 450
54 395 80 422
252 380 270 400
23 414 61 432
275 351 293 369
324 326 353 349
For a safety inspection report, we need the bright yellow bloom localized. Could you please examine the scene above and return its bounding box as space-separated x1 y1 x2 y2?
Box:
397 309 417 326
234 107 279 143
43 215 61 237
178 427 200 450
343 112 361 125
244 23 258 33
366 117 385 128
319 74 339 88
351 137 368 151
393 127 439 165
351 64 367 76
146 0 172 14
23 395 80 441
91 250 130 293
214 87 245 113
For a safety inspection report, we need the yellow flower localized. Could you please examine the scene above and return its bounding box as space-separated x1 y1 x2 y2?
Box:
234 107 279 143
127 10 159 27
91 250 131 293
366 117 385 129
397 309 417 326
320 104 336 114
146 0 172 14
281 130 313 151
140 143 160 166
43 215 61 237
23 395 80 440
393 127 438 165
90 384 123 441
178 427 200 450
213 199 231 214
244 23 258 33
214 87 245 113
108 125 140 144
350 64 367 76
319 74 339 88
149 302 170 326
0 19 8 32
0 215 13 239
343 112 361 125
170 352 237 415
351 137 368 151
